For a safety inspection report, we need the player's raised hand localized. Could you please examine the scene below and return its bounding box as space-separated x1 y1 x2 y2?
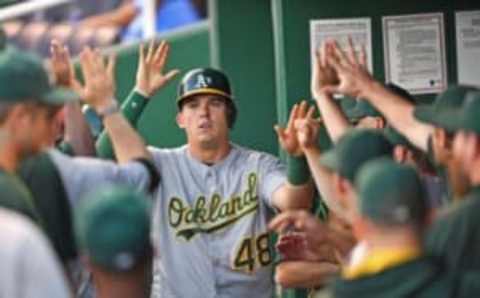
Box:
49 39 80 89
294 107 322 153
269 210 335 262
77 47 116 111
311 41 339 99
275 101 315 157
323 36 373 98
135 40 180 97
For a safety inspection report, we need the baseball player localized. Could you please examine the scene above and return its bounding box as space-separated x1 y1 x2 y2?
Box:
50 41 314 297
426 92 480 271
74 186 153 298
333 158 479 298
0 48 77 223
146 67 314 297
0 207 70 298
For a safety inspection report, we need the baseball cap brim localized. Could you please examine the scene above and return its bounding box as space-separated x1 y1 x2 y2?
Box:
177 88 233 103
319 150 339 172
40 87 79 105
413 106 459 132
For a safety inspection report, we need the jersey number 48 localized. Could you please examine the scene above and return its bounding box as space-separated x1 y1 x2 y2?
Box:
232 232 272 273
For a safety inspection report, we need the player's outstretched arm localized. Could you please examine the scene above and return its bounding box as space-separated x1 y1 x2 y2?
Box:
96 40 179 159
76 47 150 164
274 101 315 211
324 38 433 151
275 261 339 289
311 41 351 144
49 39 96 156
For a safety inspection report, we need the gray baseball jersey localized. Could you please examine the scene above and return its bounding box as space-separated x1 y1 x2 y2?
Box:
149 143 286 298
0 208 70 298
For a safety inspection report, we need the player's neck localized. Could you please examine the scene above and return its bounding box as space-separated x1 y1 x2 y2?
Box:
94 273 149 298
188 141 231 165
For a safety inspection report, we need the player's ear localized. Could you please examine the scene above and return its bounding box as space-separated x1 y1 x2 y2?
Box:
176 113 185 129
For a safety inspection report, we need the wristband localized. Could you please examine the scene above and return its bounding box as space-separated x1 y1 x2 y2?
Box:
287 155 311 185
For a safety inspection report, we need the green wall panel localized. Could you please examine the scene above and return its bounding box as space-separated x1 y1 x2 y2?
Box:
210 0 279 155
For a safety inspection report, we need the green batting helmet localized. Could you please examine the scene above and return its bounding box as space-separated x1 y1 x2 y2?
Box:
177 68 237 128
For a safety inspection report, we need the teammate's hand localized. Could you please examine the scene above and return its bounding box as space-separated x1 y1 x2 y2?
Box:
275 101 315 157
135 40 180 97
294 113 321 153
270 210 336 262
311 41 339 99
323 36 373 98
49 39 80 88
76 47 116 111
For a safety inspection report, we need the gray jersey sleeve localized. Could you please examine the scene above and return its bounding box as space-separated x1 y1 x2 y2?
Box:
48 149 151 207
257 152 287 208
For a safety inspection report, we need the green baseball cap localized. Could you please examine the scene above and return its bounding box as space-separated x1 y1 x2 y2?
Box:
346 83 416 121
0 49 78 105
75 187 152 272
320 129 394 182
355 158 427 225
413 85 478 131
448 91 480 134
346 99 381 120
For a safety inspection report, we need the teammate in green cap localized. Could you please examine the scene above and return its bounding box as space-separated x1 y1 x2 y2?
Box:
75 186 152 298
426 91 480 271
0 47 77 223
333 158 479 298
321 38 475 203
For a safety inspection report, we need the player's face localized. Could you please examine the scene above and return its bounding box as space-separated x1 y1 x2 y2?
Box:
177 94 230 148
14 103 60 157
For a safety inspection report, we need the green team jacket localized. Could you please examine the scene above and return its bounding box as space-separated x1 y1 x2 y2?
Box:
332 256 480 298
425 186 480 271
0 169 41 223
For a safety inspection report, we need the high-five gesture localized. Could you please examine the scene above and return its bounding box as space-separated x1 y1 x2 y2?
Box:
50 39 80 89
275 101 316 157
311 41 339 99
77 47 116 111
135 40 180 97
323 37 373 98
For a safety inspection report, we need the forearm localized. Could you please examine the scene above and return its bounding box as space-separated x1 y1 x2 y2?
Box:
96 89 150 159
64 101 96 156
304 148 348 220
314 93 352 144
102 112 151 164
274 182 314 211
275 261 339 289
362 81 433 151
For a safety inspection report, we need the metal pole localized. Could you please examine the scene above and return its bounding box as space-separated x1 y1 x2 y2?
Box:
0 0 72 22
143 0 156 39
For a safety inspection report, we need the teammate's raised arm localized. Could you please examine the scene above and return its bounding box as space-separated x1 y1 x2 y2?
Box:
76 47 150 164
273 101 315 211
323 39 433 151
311 41 351 143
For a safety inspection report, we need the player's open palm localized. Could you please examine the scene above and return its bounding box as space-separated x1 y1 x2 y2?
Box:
135 41 180 97
294 110 321 152
324 37 373 98
49 39 80 88
311 42 339 99
77 47 116 111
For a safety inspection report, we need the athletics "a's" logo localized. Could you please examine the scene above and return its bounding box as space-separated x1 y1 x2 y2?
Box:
194 75 212 88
